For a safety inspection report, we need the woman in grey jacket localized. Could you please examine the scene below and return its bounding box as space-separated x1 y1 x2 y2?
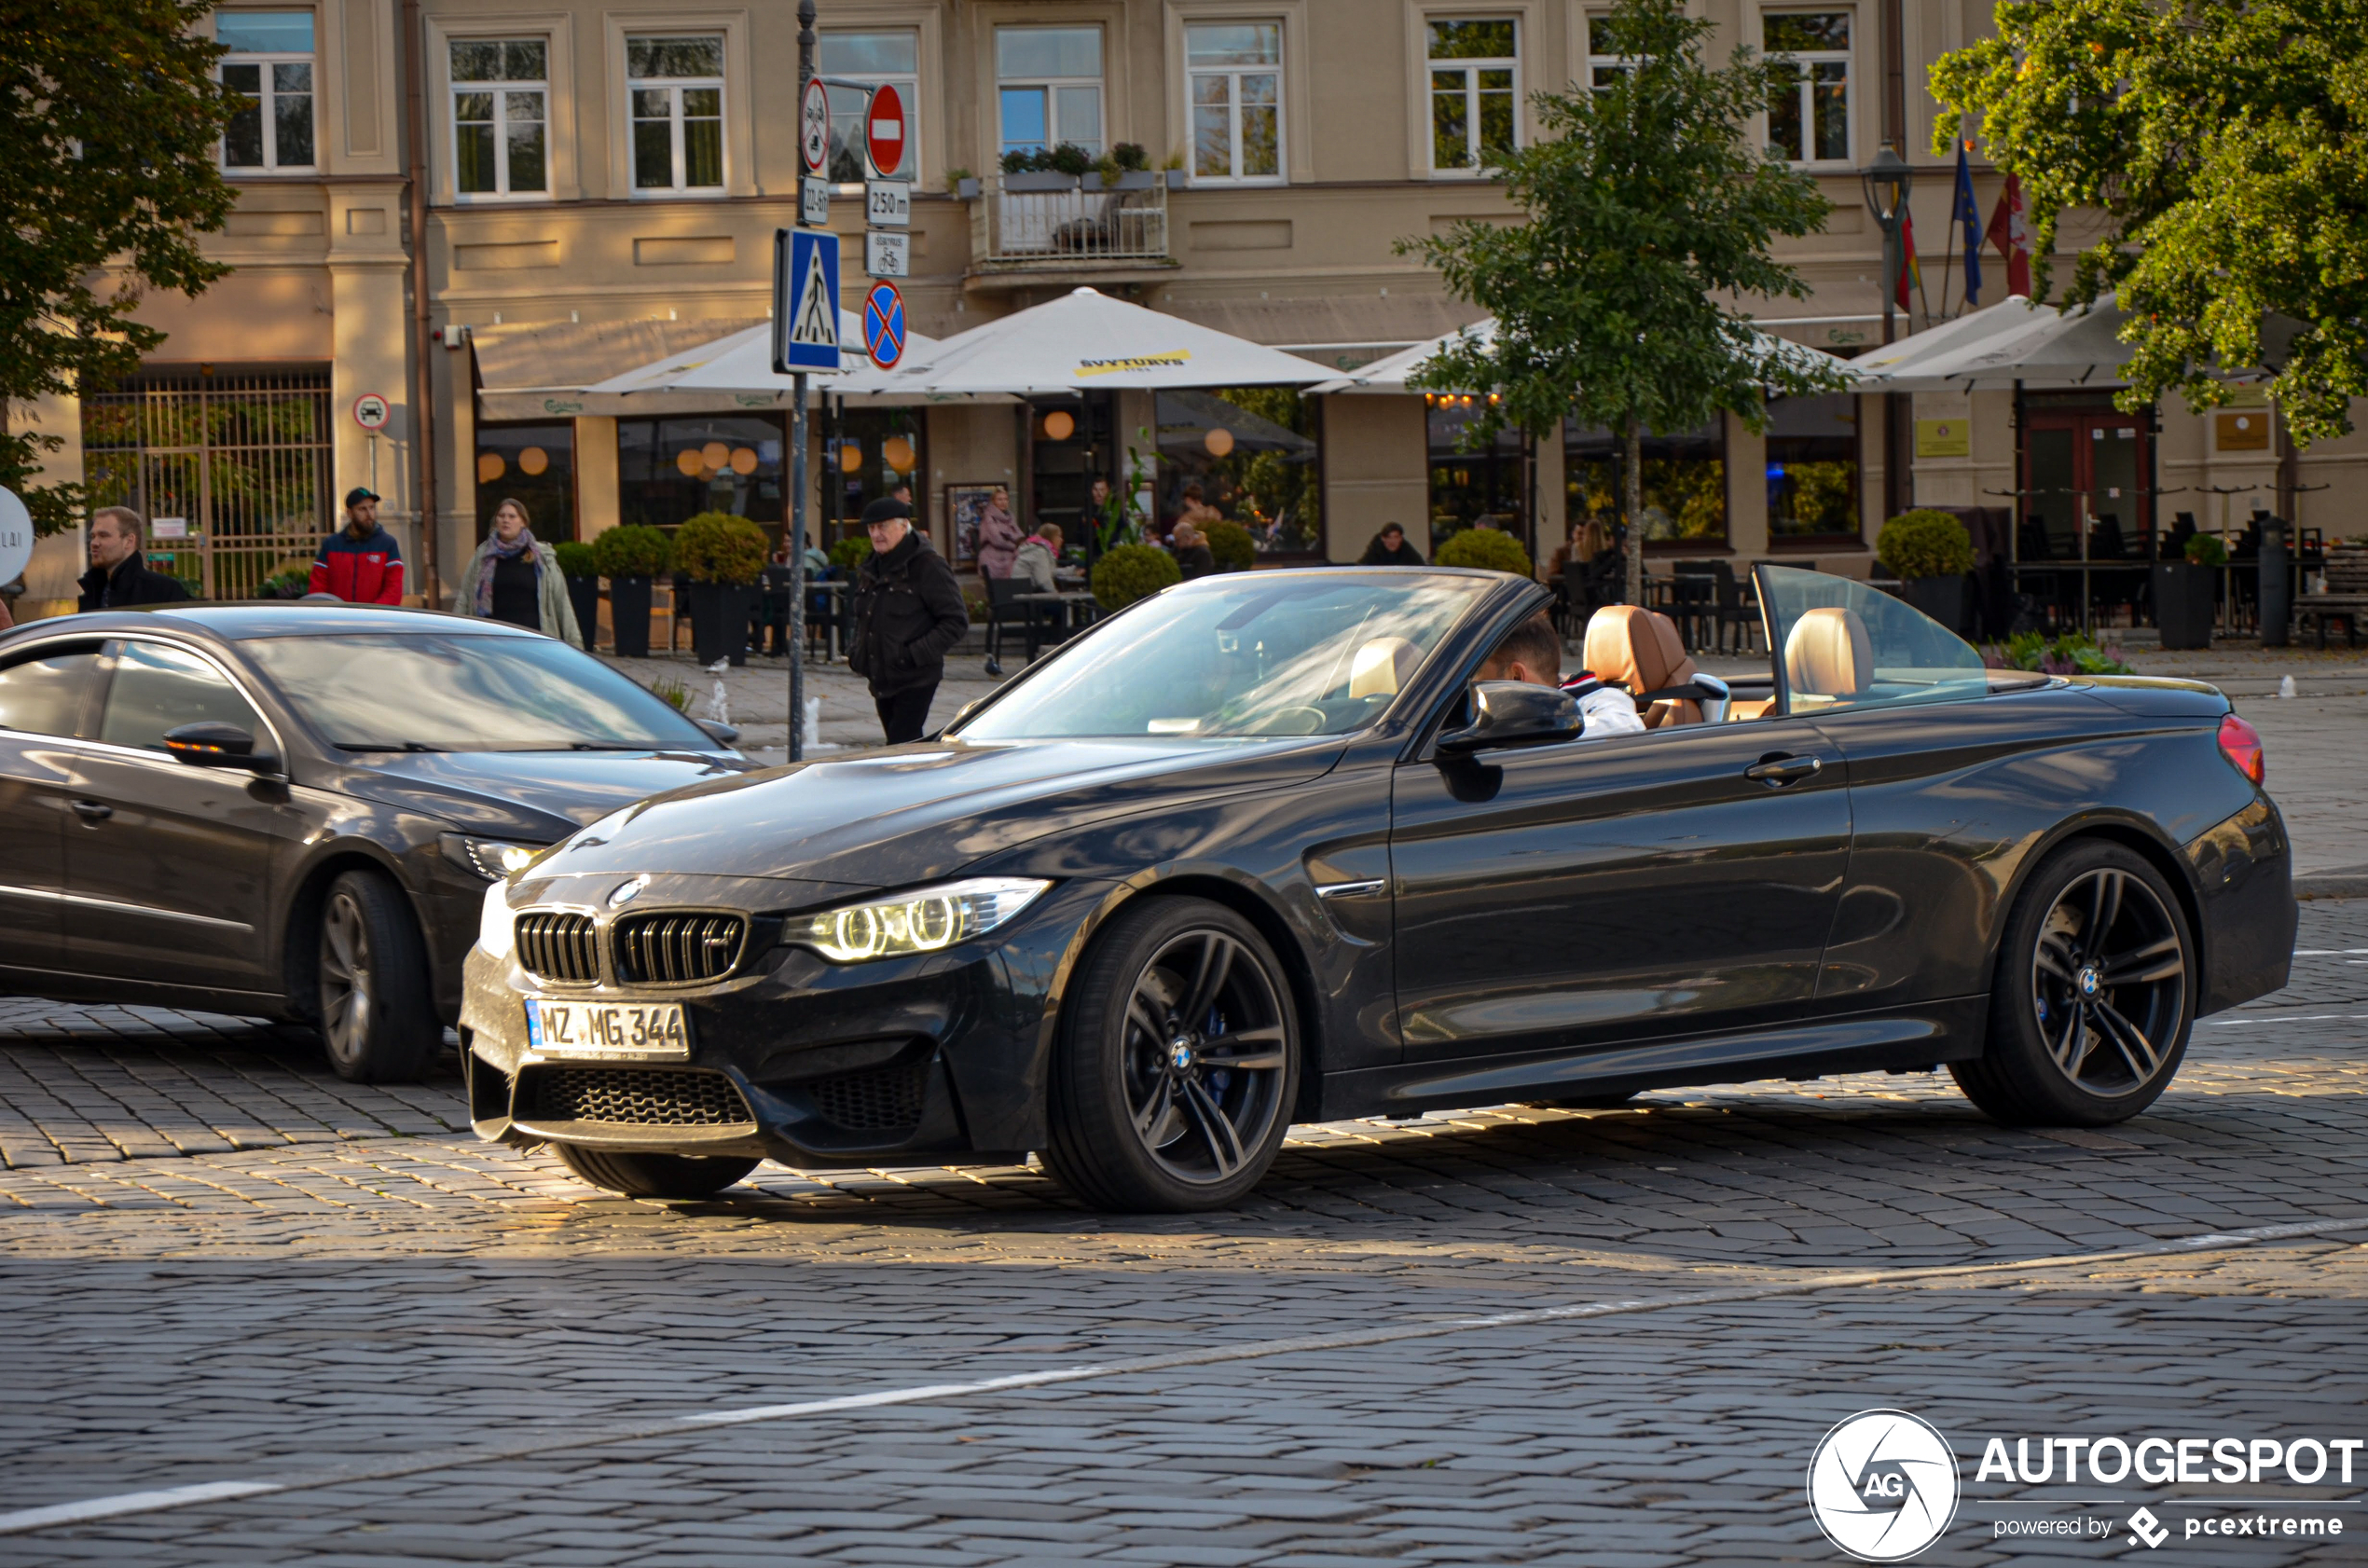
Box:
454 498 582 642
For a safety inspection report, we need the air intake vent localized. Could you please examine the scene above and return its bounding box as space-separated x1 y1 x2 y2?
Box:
516 913 599 983
807 1058 929 1132
613 912 748 986
521 1066 752 1126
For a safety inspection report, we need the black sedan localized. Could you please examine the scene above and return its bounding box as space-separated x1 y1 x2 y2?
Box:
462 565 2294 1210
0 606 747 1080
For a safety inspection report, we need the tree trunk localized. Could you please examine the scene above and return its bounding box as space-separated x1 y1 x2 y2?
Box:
1622 416 1645 607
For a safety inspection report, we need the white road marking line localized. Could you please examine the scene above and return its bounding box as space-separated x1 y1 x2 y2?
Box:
2291 949 2368 956
2204 1012 2368 1026
6 1215 2367 1537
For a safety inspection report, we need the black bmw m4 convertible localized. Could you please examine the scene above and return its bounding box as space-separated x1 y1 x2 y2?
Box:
461 564 2294 1211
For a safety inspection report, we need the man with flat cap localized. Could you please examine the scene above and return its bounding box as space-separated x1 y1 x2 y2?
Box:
846 495 970 744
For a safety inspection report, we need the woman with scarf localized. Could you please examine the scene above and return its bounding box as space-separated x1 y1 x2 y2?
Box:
456 498 582 641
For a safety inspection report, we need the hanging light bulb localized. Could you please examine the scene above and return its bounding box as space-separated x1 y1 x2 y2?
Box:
1041 409 1077 442
882 434 916 473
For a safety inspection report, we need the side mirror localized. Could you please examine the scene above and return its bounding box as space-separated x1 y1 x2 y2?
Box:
1436 681 1582 756
163 721 279 773
696 719 741 747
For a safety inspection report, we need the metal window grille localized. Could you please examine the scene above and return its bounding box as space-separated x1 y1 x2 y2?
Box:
80 367 335 601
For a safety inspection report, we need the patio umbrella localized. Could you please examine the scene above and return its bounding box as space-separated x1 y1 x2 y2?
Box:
1859 294 2310 392
579 311 992 411
1305 317 1855 396
885 287 1330 395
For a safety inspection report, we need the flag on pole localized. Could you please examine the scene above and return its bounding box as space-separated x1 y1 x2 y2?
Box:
1952 141 1984 308
1897 207 1921 312
1986 173 2031 297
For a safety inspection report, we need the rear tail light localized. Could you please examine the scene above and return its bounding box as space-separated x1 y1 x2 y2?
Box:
2217 712 2265 785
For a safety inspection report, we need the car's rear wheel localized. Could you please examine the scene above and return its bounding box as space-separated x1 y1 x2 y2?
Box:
1042 898 1300 1213
1952 841 2194 1127
553 1144 760 1200
317 870 440 1083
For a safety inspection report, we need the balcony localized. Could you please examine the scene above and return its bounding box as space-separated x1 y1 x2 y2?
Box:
964 171 1182 283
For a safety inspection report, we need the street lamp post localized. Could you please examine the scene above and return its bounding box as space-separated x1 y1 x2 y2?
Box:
1862 145 1915 521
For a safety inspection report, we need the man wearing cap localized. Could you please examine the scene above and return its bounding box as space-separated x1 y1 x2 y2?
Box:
309 488 406 604
846 496 969 744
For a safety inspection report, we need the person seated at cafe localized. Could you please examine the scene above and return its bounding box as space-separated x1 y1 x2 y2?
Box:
1170 523 1218 581
1358 523 1425 566
1475 611 1645 737
1012 522 1064 594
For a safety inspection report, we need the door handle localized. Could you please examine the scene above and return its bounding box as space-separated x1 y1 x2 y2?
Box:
71 799 113 821
1743 754 1823 787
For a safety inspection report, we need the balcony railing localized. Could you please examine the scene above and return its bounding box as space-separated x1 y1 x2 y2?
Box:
968 172 1177 271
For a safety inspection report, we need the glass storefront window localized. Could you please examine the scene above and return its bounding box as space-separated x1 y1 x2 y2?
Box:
1765 393 1859 540
617 416 785 530
1157 387 1322 557
475 422 574 541
824 407 925 546
1426 393 1525 556
1564 420 1726 545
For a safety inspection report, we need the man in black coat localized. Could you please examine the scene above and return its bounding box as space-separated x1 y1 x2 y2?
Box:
78 506 192 611
846 497 971 744
1358 523 1425 566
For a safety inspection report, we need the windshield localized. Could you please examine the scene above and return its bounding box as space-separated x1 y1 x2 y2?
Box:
243 632 721 753
1756 565 1989 715
955 574 1491 741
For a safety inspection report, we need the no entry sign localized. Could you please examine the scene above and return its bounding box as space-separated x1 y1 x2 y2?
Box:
800 79 830 174
865 82 905 176
862 281 906 370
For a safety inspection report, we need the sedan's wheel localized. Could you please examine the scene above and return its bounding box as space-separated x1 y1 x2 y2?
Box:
316 870 439 1083
1042 898 1300 1212
554 1144 759 1200
1952 841 2194 1127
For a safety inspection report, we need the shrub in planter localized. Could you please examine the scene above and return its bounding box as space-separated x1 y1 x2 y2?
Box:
2185 532 2229 568
553 540 597 578
1435 527 1534 577
591 525 671 657
1875 510 1976 581
674 513 767 666
553 541 600 652
1092 543 1182 611
829 535 874 571
1205 520 1256 573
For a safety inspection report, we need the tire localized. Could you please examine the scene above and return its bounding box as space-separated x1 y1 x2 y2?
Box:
1951 840 2196 1127
1040 897 1301 1213
316 869 441 1083
554 1143 759 1200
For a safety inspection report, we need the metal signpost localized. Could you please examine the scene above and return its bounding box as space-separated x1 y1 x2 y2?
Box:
352 392 391 500
777 0 837 763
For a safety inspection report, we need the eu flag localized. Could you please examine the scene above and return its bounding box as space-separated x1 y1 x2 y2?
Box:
1953 141 1984 308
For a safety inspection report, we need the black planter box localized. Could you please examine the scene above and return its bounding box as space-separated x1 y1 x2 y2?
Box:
608 575 654 658
686 581 755 667
564 575 600 651
2153 561 2214 650
1901 573 1967 634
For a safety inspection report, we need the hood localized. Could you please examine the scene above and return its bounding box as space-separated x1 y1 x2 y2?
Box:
328 749 755 840
530 735 1342 888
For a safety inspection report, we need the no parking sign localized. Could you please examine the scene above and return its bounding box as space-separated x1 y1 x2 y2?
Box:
863 281 906 371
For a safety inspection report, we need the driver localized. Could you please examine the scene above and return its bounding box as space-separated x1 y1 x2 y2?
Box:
1474 612 1645 737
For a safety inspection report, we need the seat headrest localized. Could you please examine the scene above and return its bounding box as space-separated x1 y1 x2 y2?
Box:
1784 607 1873 699
1348 636 1421 699
1582 604 1694 696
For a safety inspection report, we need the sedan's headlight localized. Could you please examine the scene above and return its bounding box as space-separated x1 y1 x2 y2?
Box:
794 878 1051 963
477 881 516 961
442 833 550 881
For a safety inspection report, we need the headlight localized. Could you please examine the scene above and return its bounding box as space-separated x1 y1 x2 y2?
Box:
793 877 1051 963
442 833 549 881
477 881 516 961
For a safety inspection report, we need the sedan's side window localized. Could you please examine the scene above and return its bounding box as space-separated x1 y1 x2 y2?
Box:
98 641 267 754
0 645 103 737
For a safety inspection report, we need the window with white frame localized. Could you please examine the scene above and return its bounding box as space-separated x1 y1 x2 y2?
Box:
1426 18 1518 172
1586 15 1633 89
218 11 316 172
1187 23 1282 182
819 31 918 182
627 35 725 192
450 40 548 198
997 27 1103 159
1763 12 1851 164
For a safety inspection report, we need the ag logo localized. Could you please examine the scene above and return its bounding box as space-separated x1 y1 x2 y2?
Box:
1807 1410 1960 1561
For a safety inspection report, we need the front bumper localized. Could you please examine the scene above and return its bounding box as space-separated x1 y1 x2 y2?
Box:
458 873 1111 1167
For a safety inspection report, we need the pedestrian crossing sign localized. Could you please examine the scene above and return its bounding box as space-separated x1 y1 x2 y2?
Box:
773 227 842 375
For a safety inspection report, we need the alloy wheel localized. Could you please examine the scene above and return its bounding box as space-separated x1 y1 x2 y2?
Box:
1119 928 1290 1186
2030 866 2185 1097
321 889 375 1066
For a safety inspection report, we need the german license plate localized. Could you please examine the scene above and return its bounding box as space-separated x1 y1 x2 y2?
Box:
523 997 690 1058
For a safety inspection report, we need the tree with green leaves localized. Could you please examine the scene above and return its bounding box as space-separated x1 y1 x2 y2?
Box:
1932 0 2368 442
1 0 237 536
1405 0 1845 607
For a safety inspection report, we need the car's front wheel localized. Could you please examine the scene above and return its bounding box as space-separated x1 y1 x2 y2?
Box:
554 1145 760 1200
316 869 440 1083
1953 840 2195 1126
1042 897 1300 1213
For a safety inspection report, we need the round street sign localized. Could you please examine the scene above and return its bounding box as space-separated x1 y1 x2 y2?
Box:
0 486 33 590
800 78 831 174
351 392 391 431
865 82 905 177
862 281 906 370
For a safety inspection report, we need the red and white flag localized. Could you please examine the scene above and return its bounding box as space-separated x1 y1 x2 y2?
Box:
1986 173 2031 297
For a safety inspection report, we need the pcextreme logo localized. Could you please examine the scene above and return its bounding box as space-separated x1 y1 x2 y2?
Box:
1808 1410 1962 1561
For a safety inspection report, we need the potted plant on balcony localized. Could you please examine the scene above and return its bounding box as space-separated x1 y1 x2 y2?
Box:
675 511 768 667
1875 509 1976 632
1108 143 1157 190
589 524 671 658
553 540 600 652
2155 531 2223 650
1001 144 1088 192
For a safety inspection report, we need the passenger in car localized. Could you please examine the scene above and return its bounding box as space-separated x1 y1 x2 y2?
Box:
1476 612 1645 736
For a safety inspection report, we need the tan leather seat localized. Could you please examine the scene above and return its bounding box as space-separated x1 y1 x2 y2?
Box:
1348 636 1420 698
1582 604 1700 727
1783 606 1873 705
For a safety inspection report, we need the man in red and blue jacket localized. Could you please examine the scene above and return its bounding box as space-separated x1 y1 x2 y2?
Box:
310 488 406 603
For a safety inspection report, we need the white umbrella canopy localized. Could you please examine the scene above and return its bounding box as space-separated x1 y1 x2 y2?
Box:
884 286 1330 395
578 311 991 409
1859 293 2310 392
1307 316 1857 397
